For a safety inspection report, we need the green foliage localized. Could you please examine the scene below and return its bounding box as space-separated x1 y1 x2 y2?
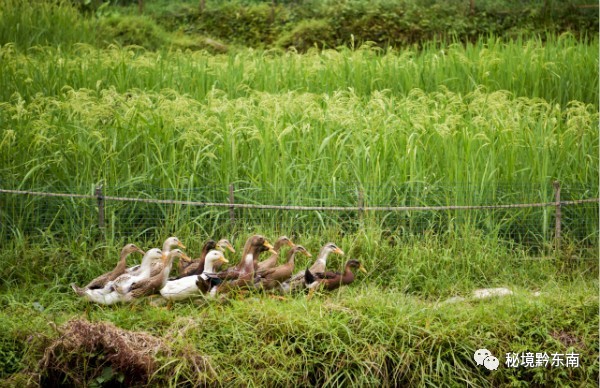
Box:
276 19 335 50
176 0 598 50
0 0 97 49
193 2 288 47
0 0 597 52
0 38 597 244
98 14 169 50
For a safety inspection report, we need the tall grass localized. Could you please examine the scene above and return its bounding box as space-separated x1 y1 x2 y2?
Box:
0 0 97 49
1 41 597 243
1 82 596 197
0 35 597 105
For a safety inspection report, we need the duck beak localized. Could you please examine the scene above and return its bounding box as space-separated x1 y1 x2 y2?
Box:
303 250 312 257
225 242 236 253
177 241 186 249
219 257 229 264
136 248 146 255
335 247 345 255
359 265 367 274
286 240 294 247
181 253 192 262
264 241 277 255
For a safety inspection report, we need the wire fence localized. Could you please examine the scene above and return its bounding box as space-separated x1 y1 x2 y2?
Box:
0 182 597 252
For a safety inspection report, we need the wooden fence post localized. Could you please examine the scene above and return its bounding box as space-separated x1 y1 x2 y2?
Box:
358 187 364 221
229 184 235 227
553 180 561 253
95 185 105 232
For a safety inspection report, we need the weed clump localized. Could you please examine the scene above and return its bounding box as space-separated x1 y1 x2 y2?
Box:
38 318 214 386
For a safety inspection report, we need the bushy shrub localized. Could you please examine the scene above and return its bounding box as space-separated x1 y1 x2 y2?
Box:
98 14 169 50
276 19 334 50
193 3 289 47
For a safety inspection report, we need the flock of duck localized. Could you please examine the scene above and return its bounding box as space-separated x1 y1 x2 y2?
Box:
71 235 367 305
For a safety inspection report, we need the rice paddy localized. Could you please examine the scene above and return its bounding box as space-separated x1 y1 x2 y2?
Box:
0 2 598 386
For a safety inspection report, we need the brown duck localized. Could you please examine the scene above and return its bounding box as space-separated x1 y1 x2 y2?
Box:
255 245 311 291
304 259 367 299
256 236 294 275
177 239 235 278
128 249 191 299
217 235 276 281
215 235 276 294
75 243 145 291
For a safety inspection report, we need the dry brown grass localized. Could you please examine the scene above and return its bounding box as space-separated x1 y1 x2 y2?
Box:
38 318 215 386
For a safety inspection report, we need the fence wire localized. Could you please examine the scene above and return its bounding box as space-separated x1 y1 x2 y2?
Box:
0 183 597 251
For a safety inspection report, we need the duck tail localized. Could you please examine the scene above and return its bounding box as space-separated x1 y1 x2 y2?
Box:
304 266 315 285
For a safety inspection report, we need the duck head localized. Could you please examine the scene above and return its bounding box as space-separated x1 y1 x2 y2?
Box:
217 239 236 253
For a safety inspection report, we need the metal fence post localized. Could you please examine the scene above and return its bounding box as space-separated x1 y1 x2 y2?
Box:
95 185 105 232
553 180 561 253
229 184 235 227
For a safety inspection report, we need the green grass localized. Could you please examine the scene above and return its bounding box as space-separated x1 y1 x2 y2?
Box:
1 41 596 242
0 231 597 386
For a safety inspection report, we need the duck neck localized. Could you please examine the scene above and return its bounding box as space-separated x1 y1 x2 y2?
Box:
242 251 255 272
160 255 176 284
286 250 297 265
138 254 156 277
274 239 287 252
114 250 130 273
203 259 218 275
200 241 215 260
317 247 331 263
342 265 355 284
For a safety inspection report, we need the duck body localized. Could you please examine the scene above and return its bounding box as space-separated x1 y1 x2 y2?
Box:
216 235 276 294
160 250 228 301
78 289 135 305
178 239 235 278
256 236 293 275
305 259 367 295
255 245 310 291
110 248 163 294
281 242 344 293
70 244 145 295
127 249 190 299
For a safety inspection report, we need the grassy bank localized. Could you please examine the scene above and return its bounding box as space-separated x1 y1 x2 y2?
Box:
0 231 597 386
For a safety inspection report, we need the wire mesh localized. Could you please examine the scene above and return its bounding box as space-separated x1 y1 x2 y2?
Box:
0 183 597 253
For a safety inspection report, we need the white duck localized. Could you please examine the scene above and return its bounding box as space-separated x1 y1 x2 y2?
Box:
127 236 185 276
160 250 228 301
77 248 163 304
